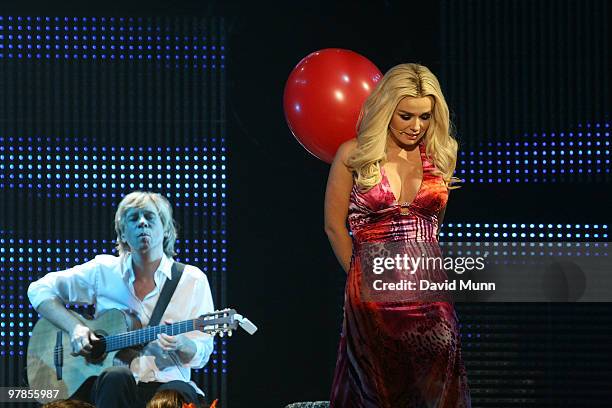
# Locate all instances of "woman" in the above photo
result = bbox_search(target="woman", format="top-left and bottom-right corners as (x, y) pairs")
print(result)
(325, 63), (471, 407)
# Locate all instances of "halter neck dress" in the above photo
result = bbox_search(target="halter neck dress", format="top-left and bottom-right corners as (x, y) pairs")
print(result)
(330, 142), (471, 408)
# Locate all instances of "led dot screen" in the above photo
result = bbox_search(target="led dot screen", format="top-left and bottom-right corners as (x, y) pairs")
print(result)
(456, 123), (611, 183)
(440, 223), (609, 241)
(0, 15), (225, 69)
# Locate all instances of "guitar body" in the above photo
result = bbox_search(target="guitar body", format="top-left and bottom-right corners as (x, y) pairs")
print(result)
(27, 309), (140, 403)
(26, 306), (241, 403)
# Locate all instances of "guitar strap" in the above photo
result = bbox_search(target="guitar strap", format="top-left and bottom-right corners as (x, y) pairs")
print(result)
(148, 261), (185, 327)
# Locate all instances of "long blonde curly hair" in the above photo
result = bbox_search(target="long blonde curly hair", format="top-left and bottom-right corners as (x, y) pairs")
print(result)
(346, 63), (460, 191)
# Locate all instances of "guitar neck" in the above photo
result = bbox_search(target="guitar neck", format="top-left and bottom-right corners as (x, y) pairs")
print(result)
(104, 319), (197, 352)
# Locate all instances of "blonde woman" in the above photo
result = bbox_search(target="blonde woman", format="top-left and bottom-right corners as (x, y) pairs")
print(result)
(325, 64), (471, 407)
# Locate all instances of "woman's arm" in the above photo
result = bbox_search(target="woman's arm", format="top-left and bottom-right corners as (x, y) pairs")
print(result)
(324, 140), (357, 273)
(437, 190), (449, 240)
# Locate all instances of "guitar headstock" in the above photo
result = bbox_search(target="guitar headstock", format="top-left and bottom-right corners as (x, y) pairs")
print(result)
(195, 308), (239, 337)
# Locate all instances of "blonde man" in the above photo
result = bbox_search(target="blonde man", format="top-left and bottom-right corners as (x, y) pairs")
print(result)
(28, 191), (214, 408)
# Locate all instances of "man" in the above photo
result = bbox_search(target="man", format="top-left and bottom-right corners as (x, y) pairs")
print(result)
(27, 191), (215, 408)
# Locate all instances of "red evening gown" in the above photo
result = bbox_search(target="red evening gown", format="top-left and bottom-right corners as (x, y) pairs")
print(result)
(330, 142), (471, 408)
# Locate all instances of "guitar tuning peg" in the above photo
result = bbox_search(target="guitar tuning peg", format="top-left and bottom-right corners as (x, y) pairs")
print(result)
(218, 331), (224, 338)
(227, 330), (233, 337)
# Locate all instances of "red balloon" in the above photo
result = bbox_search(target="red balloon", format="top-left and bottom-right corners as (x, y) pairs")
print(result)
(283, 49), (382, 163)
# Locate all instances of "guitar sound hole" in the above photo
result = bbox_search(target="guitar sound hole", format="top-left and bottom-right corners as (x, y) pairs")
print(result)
(86, 335), (107, 363)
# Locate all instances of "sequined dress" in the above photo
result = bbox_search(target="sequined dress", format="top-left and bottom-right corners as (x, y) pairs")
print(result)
(330, 143), (471, 408)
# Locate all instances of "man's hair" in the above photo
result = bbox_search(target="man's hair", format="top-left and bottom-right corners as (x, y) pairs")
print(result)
(114, 191), (178, 257)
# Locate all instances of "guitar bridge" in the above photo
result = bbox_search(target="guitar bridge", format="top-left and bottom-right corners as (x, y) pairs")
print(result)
(53, 331), (63, 380)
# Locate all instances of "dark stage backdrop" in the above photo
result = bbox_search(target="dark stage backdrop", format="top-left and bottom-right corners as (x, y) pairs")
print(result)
(0, 15), (228, 407)
(440, 2), (611, 406)
(0, 1), (610, 408)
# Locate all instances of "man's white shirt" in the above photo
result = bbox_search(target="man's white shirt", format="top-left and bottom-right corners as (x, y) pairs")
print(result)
(27, 253), (215, 395)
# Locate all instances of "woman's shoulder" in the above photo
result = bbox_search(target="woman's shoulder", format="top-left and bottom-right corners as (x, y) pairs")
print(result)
(338, 138), (358, 153)
(335, 138), (358, 163)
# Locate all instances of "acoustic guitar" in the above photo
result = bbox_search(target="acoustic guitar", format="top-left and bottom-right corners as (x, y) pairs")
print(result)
(26, 308), (250, 403)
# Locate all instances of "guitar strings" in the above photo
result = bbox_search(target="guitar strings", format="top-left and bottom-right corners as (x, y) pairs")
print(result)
(105, 321), (195, 349)
(99, 312), (230, 350)
(103, 317), (226, 349)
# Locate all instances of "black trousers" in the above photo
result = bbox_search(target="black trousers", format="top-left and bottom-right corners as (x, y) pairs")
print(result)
(74, 366), (202, 408)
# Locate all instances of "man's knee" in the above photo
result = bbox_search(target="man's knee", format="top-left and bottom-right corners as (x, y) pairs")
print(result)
(91, 366), (138, 408)
(97, 366), (134, 387)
